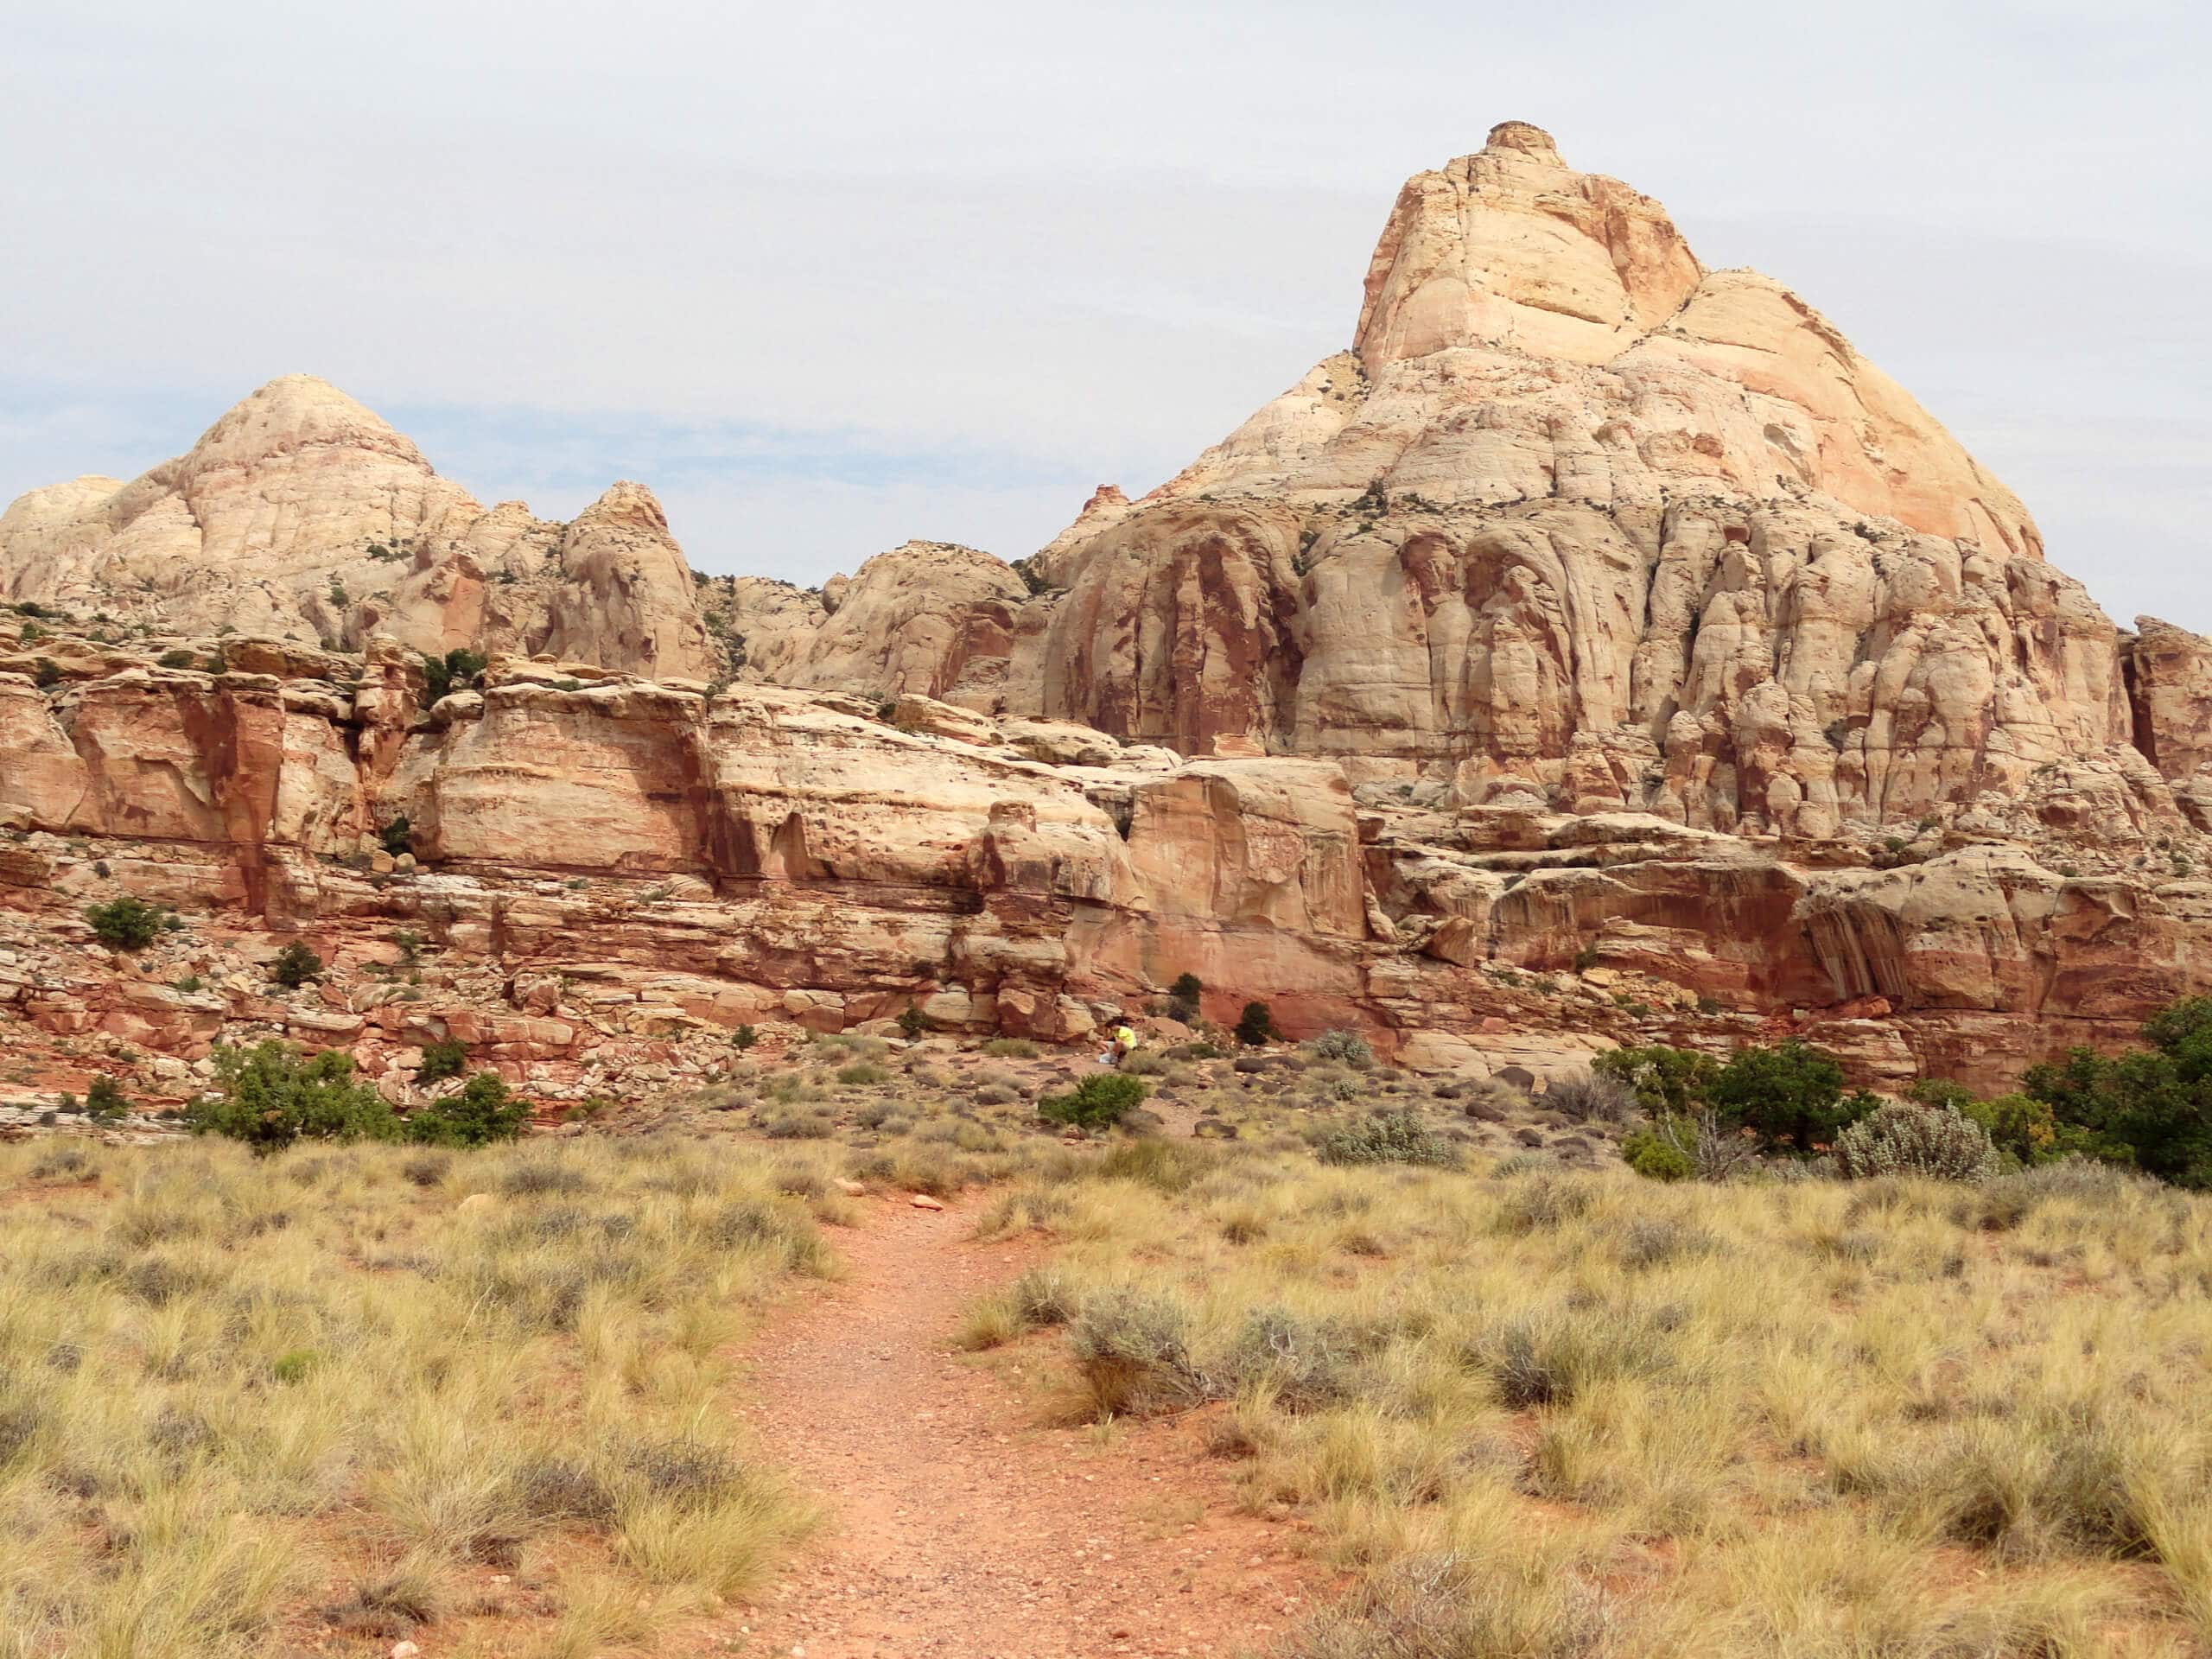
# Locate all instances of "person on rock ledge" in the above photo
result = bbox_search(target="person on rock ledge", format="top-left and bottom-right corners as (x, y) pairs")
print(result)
(1103, 1019), (1138, 1069)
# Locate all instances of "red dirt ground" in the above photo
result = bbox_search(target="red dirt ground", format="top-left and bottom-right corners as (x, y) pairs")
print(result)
(720, 1197), (1319, 1659)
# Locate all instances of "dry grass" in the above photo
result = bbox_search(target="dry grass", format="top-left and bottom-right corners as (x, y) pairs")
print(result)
(0, 1132), (836, 1656)
(972, 1150), (2212, 1656)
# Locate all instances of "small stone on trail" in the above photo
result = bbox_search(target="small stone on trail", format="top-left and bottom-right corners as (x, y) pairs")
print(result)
(391, 1643), (421, 1659)
(909, 1193), (944, 1211)
(836, 1178), (866, 1196)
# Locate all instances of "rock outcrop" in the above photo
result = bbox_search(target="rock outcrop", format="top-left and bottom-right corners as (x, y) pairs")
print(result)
(0, 377), (719, 681)
(1001, 123), (2139, 842)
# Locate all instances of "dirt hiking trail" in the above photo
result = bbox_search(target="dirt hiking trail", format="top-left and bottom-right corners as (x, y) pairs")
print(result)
(726, 1197), (1317, 1659)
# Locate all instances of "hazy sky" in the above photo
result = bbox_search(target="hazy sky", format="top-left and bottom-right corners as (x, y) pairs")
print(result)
(4, 1), (2206, 624)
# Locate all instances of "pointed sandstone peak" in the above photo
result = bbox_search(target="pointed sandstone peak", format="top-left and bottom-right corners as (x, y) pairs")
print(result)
(1482, 118), (1568, 165)
(169, 374), (430, 483)
(572, 479), (674, 537)
(1355, 125), (1703, 369)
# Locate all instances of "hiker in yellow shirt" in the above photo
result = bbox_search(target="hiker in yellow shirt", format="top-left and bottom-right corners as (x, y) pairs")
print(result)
(1111, 1021), (1138, 1068)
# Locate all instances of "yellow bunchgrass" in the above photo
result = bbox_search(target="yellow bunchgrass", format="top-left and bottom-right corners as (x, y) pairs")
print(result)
(972, 1147), (2212, 1656)
(0, 1131), (837, 1656)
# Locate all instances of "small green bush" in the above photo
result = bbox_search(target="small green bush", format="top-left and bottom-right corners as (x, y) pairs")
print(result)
(378, 816), (411, 857)
(183, 1041), (397, 1154)
(1037, 1072), (1148, 1133)
(270, 941), (324, 988)
(419, 647), (488, 705)
(156, 648), (196, 670)
(85, 895), (162, 951)
(84, 1076), (131, 1122)
(404, 1072), (530, 1147)
(1316, 1109), (1459, 1167)
(836, 1063), (889, 1087)
(731, 1024), (759, 1051)
(897, 1006), (927, 1039)
(34, 658), (63, 690)
(982, 1038), (1039, 1058)
(1235, 1000), (1280, 1046)
(414, 1039), (467, 1084)
(1620, 1122), (1695, 1182)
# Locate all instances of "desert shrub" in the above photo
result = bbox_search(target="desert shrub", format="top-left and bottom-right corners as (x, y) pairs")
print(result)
(419, 646), (488, 704)
(269, 941), (324, 988)
(1709, 1039), (1869, 1152)
(731, 1025), (758, 1051)
(84, 895), (162, 951)
(1235, 1000), (1281, 1046)
(1959, 1091), (2070, 1165)
(378, 815), (411, 856)
(1067, 1287), (1210, 1415)
(1217, 1306), (1352, 1412)
(896, 1006), (927, 1039)
(1307, 1029), (1375, 1070)
(415, 1038), (467, 1084)
(836, 1063), (888, 1087)
(156, 648), (196, 670)
(1620, 1123), (1694, 1182)
(982, 1038), (1038, 1058)
(1544, 1071), (1637, 1124)
(1834, 1103), (1999, 1182)
(2023, 996), (2212, 1185)
(1165, 971), (1205, 1022)
(1592, 1045), (1714, 1116)
(33, 658), (62, 689)
(406, 1073), (531, 1148)
(1619, 1110), (1757, 1183)
(759, 1108), (835, 1141)
(183, 1040), (398, 1154)
(401, 1151), (452, 1187)
(83, 1076), (130, 1122)
(1037, 1073), (1147, 1133)
(1317, 1109), (1459, 1167)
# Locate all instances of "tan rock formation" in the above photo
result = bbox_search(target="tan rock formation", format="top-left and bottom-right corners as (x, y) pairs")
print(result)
(1008, 122), (2116, 839)
(0, 377), (715, 680)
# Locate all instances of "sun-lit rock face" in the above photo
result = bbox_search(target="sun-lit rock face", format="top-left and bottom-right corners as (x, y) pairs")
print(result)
(1007, 122), (2099, 836)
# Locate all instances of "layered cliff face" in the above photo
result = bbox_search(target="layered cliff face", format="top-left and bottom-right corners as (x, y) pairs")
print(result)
(0, 377), (718, 681)
(5, 632), (2212, 1106)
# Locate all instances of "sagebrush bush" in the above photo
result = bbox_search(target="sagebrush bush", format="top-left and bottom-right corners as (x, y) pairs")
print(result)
(1308, 1029), (1375, 1070)
(1068, 1287), (1210, 1415)
(1544, 1071), (1637, 1124)
(1317, 1109), (1459, 1167)
(1834, 1103), (1999, 1182)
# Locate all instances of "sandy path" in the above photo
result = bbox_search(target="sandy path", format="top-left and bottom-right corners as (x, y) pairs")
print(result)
(723, 1198), (1315, 1659)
